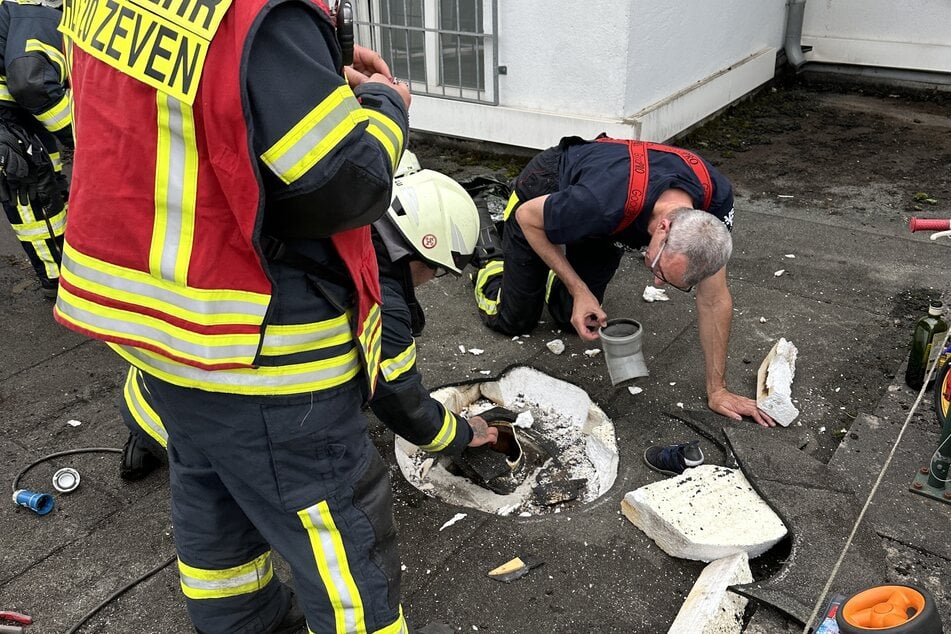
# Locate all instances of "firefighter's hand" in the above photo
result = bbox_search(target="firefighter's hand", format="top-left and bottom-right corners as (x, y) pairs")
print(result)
(362, 73), (411, 109)
(570, 288), (607, 341)
(350, 45), (392, 79)
(467, 415), (499, 448)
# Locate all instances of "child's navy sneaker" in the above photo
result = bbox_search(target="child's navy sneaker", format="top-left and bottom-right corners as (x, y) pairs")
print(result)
(643, 440), (704, 476)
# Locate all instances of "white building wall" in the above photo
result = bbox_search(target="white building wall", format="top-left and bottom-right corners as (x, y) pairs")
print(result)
(800, 0), (951, 73)
(408, 0), (951, 150)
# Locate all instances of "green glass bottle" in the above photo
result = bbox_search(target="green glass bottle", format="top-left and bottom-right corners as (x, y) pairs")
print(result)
(905, 300), (949, 391)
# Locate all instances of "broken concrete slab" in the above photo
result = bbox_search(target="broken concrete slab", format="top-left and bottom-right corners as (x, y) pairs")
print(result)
(724, 426), (888, 624)
(756, 338), (800, 427)
(668, 552), (752, 634)
(621, 465), (787, 562)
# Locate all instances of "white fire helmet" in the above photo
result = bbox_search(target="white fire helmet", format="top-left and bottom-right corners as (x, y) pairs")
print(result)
(387, 168), (479, 275)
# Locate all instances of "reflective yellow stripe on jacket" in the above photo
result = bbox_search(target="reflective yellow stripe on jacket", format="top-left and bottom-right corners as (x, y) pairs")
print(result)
(419, 406), (457, 453)
(358, 303), (383, 394)
(380, 341), (415, 382)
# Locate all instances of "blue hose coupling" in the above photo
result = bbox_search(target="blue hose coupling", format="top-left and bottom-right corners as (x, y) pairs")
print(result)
(12, 489), (54, 515)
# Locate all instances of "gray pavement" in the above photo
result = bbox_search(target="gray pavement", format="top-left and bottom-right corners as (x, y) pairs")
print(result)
(1, 81), (949, 633)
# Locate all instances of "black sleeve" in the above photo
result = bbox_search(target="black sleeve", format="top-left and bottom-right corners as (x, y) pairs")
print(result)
(370, 279), (472, 455)
(247, 2), (409, 239)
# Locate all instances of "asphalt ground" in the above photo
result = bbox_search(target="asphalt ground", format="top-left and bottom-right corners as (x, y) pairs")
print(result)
(0, 80), (948, 633)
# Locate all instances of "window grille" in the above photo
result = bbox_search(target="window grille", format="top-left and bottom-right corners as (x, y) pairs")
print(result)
(352, 0), (499, 105)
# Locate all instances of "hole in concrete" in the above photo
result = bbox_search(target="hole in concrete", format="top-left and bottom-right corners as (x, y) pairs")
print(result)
(395, 366), (618, 517)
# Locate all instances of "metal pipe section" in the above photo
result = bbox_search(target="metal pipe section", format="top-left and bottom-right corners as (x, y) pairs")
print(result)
(784, 0), (807, 70)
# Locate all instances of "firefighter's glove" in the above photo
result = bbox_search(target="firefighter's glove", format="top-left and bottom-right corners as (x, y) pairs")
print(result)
(0, 126), (33, 205)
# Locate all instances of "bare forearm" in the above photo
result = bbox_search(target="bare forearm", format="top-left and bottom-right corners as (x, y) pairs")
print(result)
(696, 270), (732, 396)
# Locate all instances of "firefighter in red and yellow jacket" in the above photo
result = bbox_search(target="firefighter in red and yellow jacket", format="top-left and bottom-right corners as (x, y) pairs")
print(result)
(56, 0), (412, 628)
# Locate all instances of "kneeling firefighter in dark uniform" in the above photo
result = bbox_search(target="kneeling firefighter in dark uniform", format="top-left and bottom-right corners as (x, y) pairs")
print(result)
(0, 0), (72, 298)
(471, 135), (776, 427)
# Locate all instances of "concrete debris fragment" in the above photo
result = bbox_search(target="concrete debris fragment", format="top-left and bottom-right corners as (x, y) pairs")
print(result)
(784, 254), (796, 258)
(546, 339), (565, 355)
(628, 386), (643, 395)
(668, 552), (752, 634)
(66, 419), (82, 427)
(759, 317), (767, 323)
(584, 349), (601, 357)
(642, 286), (670, 302)
(418, 457), (434, 480)
(621, 465), (786, 561)
(514, 411), (534, 428)
(773, 269), (785, 277)
(439, 512), (467, 531)
(676, 402), (684, 409)
(468, 348), (484, 355)
(479, 370), (492, 375)
(756, 338), (800, 427)
(532, 478), (587, 506)
(458, 345), (466, 353)
(487, 556), (544, 583)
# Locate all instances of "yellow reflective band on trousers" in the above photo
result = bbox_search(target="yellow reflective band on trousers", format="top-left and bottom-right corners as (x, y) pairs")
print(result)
(502, 191), (519, 221)
(544, 270), (557, 303)
(260, 314), (353, 356)
(0, 77), (12, 102)
(13, 201), (60, 279)
(26, 39), (68, 82)
(420, 406), (457, 452)
(358, 304), (383, 394)
(49, 152), (63, 172)
(151, 94), (198, 284)
(298, 501), (367, 634)
(35, 91), (72, 133)
(178, 551), (274, 600)
(124, 366), (168, 448)
(307, 606), (408, 634)
(111, 343), (362, 396)
(364, 109), (403, 171)
(261, 85), (368, 185)
(10, 206), (67, 241)
(474, 261), (504, 316)
(380, 341), (415, 382)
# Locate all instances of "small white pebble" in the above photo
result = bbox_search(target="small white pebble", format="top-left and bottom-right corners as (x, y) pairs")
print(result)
(67, 419), (82, 427)
(887, 385), (900, 392)
(835, 387), (840, 392)
(458, 345), (466, 353)
(819, 426), (826, 433)
(584, 349), (601, 357)
(511, 336), (519, 341)
(628, 386), (643, 395)
(401, 564), (407, 571)
(514, 411), (534, 428)
(642, 286), (670, 302)
(669, 382), (676, 386)
(676, 402), (684, 409)
(468, 348), (484, 355)
(784, 254), (796, 258)
(774, 269), (785, 277)
(546, 339), (565, 355)
(479, 370), (491, 375)
(760, 317), (767, 323)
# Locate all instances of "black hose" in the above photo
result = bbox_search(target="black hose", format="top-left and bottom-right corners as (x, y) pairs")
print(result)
(11, 447), (121, 492)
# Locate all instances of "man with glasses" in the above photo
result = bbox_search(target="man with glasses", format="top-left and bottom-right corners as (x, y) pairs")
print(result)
(472, 135), (775, 427)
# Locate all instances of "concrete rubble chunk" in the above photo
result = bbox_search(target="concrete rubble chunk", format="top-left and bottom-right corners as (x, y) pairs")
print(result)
(668, 552), (752, 634)
(756, 338), (799, 427)
(621, 465), (787, 562)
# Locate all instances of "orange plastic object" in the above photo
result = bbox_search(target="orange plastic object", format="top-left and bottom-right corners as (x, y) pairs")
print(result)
(841, 585), (926, 629)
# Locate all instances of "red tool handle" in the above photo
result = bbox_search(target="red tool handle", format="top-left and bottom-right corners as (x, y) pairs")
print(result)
(0, 612), (31, 625)
(909, 217), (951, 232)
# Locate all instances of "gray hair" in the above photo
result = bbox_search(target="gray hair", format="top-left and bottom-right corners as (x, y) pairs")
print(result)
(665, 207), (732, 286)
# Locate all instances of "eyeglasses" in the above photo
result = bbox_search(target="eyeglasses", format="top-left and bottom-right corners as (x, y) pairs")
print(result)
(649, 240), (694, 293)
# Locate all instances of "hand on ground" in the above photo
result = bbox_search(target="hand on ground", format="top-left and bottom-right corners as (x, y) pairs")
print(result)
(708, 388), (776, 427)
